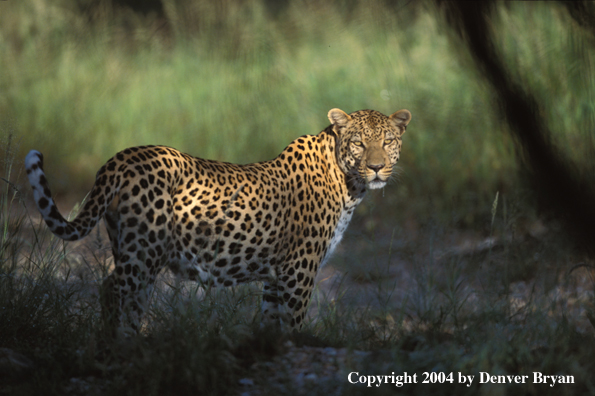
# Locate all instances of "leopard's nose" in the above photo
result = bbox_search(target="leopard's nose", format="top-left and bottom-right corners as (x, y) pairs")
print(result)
(367, 164), (384, 173)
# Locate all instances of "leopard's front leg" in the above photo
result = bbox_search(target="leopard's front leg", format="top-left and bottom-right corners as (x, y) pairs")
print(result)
(261, 259), (318, 331)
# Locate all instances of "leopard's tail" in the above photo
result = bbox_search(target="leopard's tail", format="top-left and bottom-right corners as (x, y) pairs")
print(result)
(25, 150), (116, 241)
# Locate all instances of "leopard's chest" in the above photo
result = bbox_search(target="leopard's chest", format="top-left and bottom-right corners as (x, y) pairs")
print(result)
(320, 197), (363, 267)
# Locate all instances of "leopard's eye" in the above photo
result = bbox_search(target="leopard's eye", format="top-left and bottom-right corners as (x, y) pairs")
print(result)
(384, 138), (394, 145)
(352, 141), (363, 147)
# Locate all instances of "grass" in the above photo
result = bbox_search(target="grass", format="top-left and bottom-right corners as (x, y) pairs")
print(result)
(1, 3), (592, 208)
(5, 159), (595, 395)
(2, 0), (595, 395)
(2, 2), (592, 219)
(3, 133), (595, 395)
(1, 0), (517, 210)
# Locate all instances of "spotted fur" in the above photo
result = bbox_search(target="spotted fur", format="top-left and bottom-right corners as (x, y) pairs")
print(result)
(25, 108), (411, 336)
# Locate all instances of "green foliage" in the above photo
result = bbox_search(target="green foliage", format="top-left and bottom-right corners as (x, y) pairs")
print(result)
(3, 2), (592, 217)
(0, 0), (508, 202)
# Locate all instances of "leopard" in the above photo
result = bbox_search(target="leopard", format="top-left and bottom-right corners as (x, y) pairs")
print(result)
(25, 108), (411, 337)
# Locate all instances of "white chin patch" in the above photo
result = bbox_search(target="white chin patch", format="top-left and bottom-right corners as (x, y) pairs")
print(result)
(368, 180), (386, 190)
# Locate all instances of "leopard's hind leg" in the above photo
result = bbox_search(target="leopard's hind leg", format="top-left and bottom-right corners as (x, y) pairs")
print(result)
(101, 190), (174, 337)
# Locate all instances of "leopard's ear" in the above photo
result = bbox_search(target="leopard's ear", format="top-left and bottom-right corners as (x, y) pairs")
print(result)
(389, 109), (411, 134)
(328, 108), (351, 129)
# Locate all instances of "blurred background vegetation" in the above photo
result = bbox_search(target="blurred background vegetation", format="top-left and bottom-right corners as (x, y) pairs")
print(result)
(3, 0), (592, 226)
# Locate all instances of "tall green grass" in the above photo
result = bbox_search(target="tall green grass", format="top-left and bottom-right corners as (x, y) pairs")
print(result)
(0, 2), (487, 198)
(3, 2), (593, 219)
(3, 2), (593, 215)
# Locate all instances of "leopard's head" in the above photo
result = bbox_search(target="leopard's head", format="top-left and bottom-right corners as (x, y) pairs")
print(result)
(329, 108), (411, 189)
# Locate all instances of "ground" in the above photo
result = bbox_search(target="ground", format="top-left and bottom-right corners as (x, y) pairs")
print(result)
(2, 195), (594, 395)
